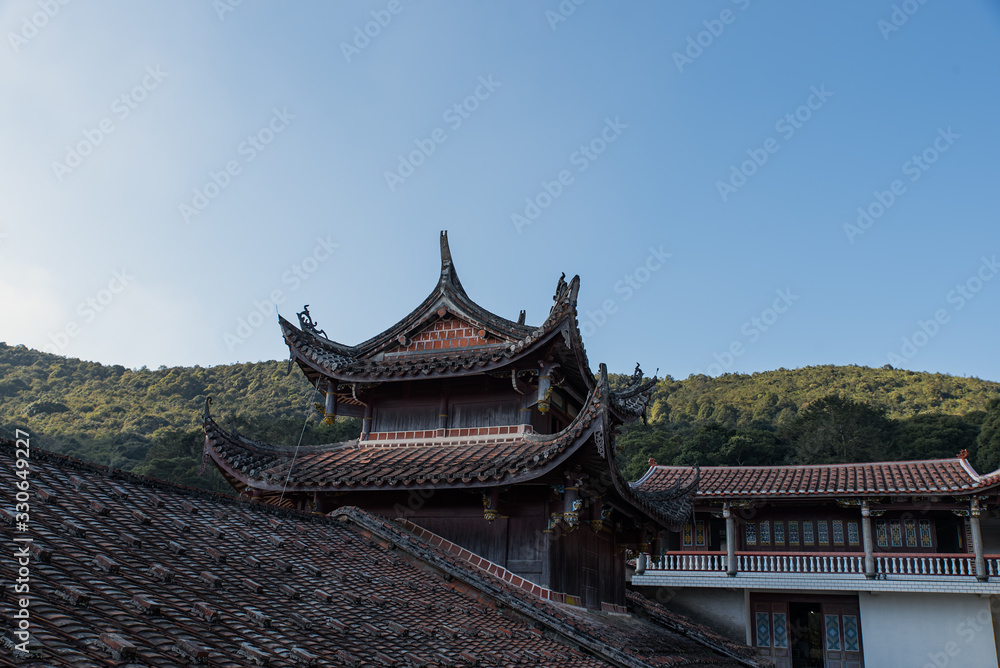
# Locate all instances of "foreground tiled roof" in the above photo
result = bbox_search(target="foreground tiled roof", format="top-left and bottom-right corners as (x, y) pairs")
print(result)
(633, 458), (1000, 499)
(1, 442), (755, 667)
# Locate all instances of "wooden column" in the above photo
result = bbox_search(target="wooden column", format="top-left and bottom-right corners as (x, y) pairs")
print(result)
(635, 524), (648, 576)
(861, 499), (875, 579)
(970, 498), (987, 582)
(724, 502), (737, 577)
(361, 402), (373, 439)
(323, 381), (337, 425)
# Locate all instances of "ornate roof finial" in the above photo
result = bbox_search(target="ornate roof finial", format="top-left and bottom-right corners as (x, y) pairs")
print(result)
(648, 457), (657, 467)
(958, 449), (969, 460)
(297, 305), (327, 338)
(438, 230), (465, 291)
(517, 310), (526, 325)
(440, 230), (453, 268)
(553, 273), (568, 302)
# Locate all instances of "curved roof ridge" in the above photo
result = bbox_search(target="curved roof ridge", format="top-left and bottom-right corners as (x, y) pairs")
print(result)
(641, 457), (971, 472)
(284, 231), (539, 359)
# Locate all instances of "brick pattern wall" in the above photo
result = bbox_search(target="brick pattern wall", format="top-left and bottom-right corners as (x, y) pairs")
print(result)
(394, 317), (500, 353)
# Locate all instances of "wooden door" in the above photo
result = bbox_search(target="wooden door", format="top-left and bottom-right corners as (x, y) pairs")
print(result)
(752, 601), (791, 668)
(821, 603), (863, 668)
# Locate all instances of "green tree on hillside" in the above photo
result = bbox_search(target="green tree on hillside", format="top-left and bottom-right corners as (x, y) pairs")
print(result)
(782, 395), (894, 464)
(893, 413), (981, 462)
(974, 399), (1000, 472)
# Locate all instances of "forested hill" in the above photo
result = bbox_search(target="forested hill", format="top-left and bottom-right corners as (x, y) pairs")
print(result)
(2, 343), (999, 491)
(613, 365), (1000, 482)
(642, 365), (998, 427)
(0, 343), (360, 491)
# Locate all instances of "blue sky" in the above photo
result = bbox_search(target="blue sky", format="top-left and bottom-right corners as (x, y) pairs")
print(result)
(1, 1), (998, 383)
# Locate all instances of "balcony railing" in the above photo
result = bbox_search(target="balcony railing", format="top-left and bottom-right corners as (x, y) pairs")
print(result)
(643, 551), (1000, 578)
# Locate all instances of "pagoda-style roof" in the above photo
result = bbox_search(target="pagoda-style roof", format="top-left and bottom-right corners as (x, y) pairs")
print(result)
(279, 231), (594, 391)
(632, 457), (1000, 501)
(203, 366), (696, 530)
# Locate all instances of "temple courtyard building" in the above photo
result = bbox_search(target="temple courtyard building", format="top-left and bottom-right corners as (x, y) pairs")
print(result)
(630, 457), (1000, 668)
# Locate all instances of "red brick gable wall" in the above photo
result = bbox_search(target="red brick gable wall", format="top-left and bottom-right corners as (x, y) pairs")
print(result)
(393, 317), (501, 353)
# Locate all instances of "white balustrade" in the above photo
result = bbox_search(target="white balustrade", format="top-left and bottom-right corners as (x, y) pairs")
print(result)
(643, 551), (990, 579)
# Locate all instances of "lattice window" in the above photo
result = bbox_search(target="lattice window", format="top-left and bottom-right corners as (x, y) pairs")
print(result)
(756, 612), (771, 648)
(803, 521), (814, 545)
(773, 521), (785, 545)
(825, 614), (841, 651)
(876, 520), (888, 547)
(695, 520), (706, 547)
(773, 613), (788, 649)
(843, 615), (860, 652)
(760, 520), (771, 546)
(817, 521), (829, 546)
(745, 521), (757, 546)
(788, 521), (799, 545)
(919, 519), (932, 548)
(905, 519), (917, 548)
(832, 520), (844, 545)
(891, 520), (902, 547)
(683, 523), (693, 547)
(847, 521), (860, 546)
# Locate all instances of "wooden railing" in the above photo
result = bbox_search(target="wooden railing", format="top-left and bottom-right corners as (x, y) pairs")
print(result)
(643, 551), (1000, 578)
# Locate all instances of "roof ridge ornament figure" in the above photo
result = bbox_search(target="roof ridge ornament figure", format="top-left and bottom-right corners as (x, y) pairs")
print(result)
(553, 272), (568, 303)
(297, 305), (327, 338)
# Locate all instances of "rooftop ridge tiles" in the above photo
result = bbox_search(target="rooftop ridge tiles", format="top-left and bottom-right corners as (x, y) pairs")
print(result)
(635, 457), (1000, 498)
(644, 457), (974, 472)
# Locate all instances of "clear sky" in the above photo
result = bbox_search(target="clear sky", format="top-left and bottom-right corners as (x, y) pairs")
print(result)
(1, 1), (998, 382)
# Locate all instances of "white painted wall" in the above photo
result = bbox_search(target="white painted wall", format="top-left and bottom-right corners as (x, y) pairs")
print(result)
(858, 592), (997, 668)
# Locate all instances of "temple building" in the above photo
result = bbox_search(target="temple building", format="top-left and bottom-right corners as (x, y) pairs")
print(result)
(630, 457), (1000, 668)
(203, 231), (697, 611)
